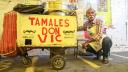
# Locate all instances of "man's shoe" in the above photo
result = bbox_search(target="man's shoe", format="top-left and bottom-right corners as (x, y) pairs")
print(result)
(102, 58), (109, 64)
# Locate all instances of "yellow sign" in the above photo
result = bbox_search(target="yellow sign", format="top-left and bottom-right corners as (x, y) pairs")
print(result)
(17, 13), (77, 47)
(97, 0), (111, 26)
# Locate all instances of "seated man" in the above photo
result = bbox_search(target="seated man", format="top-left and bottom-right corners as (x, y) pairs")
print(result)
(82, 8), (112, 64)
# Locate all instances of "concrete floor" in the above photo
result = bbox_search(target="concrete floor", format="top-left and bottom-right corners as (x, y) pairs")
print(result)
(0, 49), (128, 72)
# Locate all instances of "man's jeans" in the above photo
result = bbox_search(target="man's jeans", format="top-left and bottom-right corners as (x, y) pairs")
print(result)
(86, 36), (112, 58)
(102, 36), (112, 58)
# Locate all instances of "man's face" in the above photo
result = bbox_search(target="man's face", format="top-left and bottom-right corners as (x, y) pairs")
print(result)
(86, 8), (96, 21)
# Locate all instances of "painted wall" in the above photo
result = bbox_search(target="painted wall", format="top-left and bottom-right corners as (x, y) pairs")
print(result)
(111, 0), (128, 44)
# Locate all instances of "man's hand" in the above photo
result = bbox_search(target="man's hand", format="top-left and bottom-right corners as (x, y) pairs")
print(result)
(96, 19), (102, 25)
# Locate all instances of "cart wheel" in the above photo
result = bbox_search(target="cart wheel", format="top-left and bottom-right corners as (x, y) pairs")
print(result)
(51, 55), (65, 70)
(22, 57), (32, 65)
